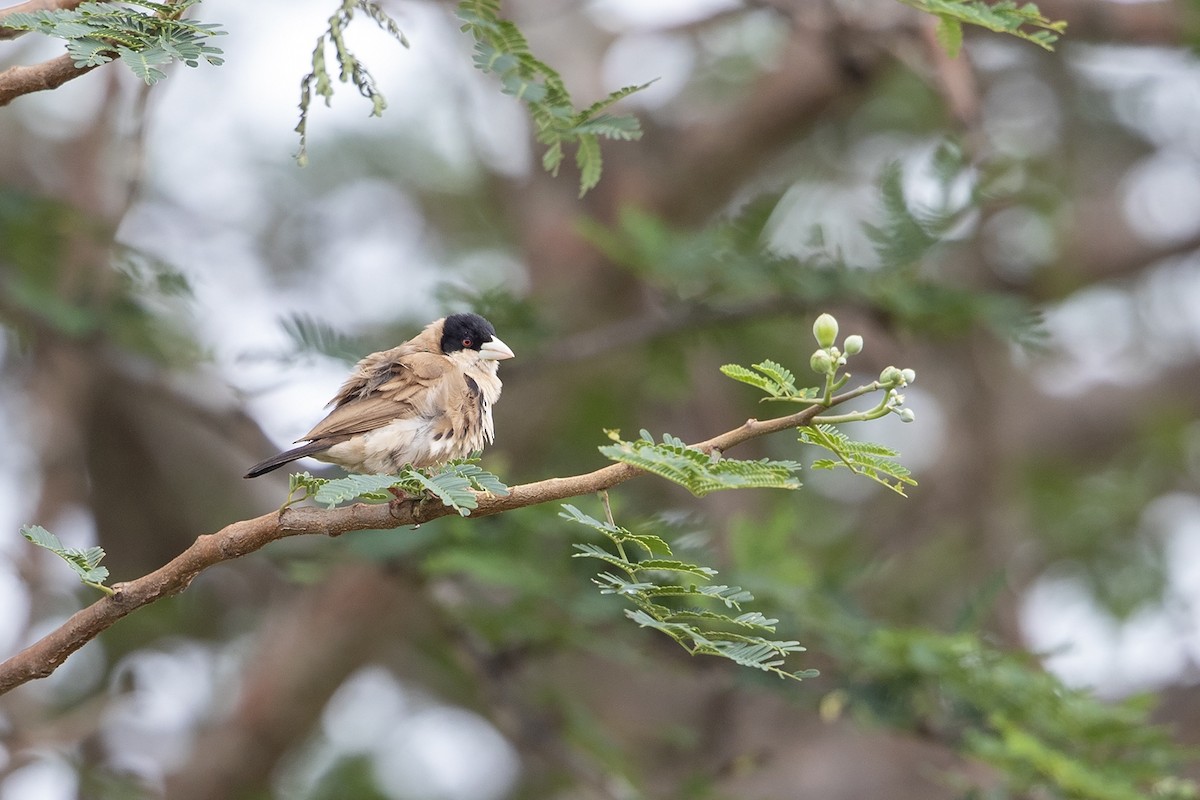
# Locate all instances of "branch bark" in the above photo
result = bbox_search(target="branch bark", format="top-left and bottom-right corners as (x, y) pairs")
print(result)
(0, 390), (844, 695)
(0, 53), (98, 106)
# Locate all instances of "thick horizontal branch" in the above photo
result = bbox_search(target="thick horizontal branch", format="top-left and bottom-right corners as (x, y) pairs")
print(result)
(0, 386), (842, 695)
(0, 52), (97, 106)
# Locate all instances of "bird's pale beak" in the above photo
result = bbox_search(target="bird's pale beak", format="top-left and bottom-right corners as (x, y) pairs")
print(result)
(480, 336), (515, 360)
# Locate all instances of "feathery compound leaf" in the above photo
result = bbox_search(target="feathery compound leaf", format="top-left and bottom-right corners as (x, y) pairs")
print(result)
(308, 462), (496, 514)
(558, 504), (670, 556)
(455, 1), (647, 196)
(593, 572), (658, 596)
(283, 471), (329, 509)
(404, 469), (478, 516)
(442, 462), (510, 496)
(295, 1), (408, 166)
(752, 359), (798, 394)
(642, 583), (756, 607)
(721, 360), (820, 402)
(570, 112), (643, 141)
(22, 525), (112, 595)
(599, 431), (802, 496)
(563, 502), (816, 681)
(314, 474), (404, 507)
(626, 610), (813, 680)
(65, 37), (115, 67)
(863, 161), (939, 269)
(280, 313), (363, 363)
(560, 503), (622, 536)
(706, 640), (794, 671)
(2, 1), (224, 82)
(572, 542), (638, 573)
(719, 363), (776, 393)
(636, 560), (718, 579)
(898, 0), (1066, 51)
(800, 424), (917, 496)
(667, 609), (779, 631)
(574, 134), (603, 198)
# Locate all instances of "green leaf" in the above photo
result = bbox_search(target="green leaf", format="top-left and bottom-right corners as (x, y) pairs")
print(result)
(898, 0), (1066, 51)
(280, 313), (364, 363)
(705, 639), (794, 671)
(560, 503), (623, 536)
(593, 572), (658, 596)
(635, 559), (718, 579)
(22, 525), (112, 595)
(405, 469), (477, 516)
(599, 431), (803, 496)
(570, 113), (642, 141)
(720, 363), (776, 393)
(935, 14), (964, 57)
(558, 504), (669, 556)
(455, 0), (648, 196)
(721, 360), (820, 402)
(283, 471), (329, 509)
(564, 501), (814, 681)
(295, 1), (407, 164)
(117, 45), (168, 84)
(443, 462), (510, 496)
(1, 1), (225, 84)
(572, 542), (638, 573)
(575, 134), (602, 198)
(642, 583), (755, 607)
(541, 140), (564, 175)
(314, 474), (402, 508)
(863, 161), (939, 269)
(575, 81), (654, 121)
(800, 424), (917, 496)
(666, 609), (779, 631)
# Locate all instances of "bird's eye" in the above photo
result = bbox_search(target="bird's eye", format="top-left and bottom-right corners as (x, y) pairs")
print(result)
(462, 338), (473, 348)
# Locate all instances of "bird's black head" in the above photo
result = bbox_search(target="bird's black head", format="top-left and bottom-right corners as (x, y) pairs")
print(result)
(440, 313), (498, 354)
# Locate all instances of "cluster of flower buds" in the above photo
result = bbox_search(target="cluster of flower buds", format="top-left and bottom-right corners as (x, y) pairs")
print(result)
(879, 366), (916, 422)
(809, 313), (862, 376)
(809, 312), (917, 423)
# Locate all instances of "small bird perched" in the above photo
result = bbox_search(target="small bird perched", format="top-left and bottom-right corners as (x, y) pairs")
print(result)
(244, 313), (514, 478)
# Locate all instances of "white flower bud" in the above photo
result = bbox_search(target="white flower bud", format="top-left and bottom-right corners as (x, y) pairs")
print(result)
(813, 313), (839, 348)
(898, 408), (915, 423)
(880, 366), (902, 386)
(843, 335), (863, 356)
(901, 368), (916, 384)
(810, 349), (834, 375)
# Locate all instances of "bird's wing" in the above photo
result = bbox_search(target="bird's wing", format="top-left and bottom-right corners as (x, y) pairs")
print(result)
(300, 351), (456, 441)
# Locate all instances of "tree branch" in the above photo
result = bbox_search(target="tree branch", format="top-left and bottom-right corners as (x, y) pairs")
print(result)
(0, 52), (98, 106)
(0, 383), (848, 695)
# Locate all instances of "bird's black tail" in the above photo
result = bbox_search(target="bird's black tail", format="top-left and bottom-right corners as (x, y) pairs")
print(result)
(243, 441), (329, 478)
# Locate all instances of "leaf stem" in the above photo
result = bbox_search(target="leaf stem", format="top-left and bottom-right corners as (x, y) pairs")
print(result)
(84, 581), (115, 597)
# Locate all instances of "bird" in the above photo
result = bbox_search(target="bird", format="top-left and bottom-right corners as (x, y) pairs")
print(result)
(244, 313), (514, 478)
